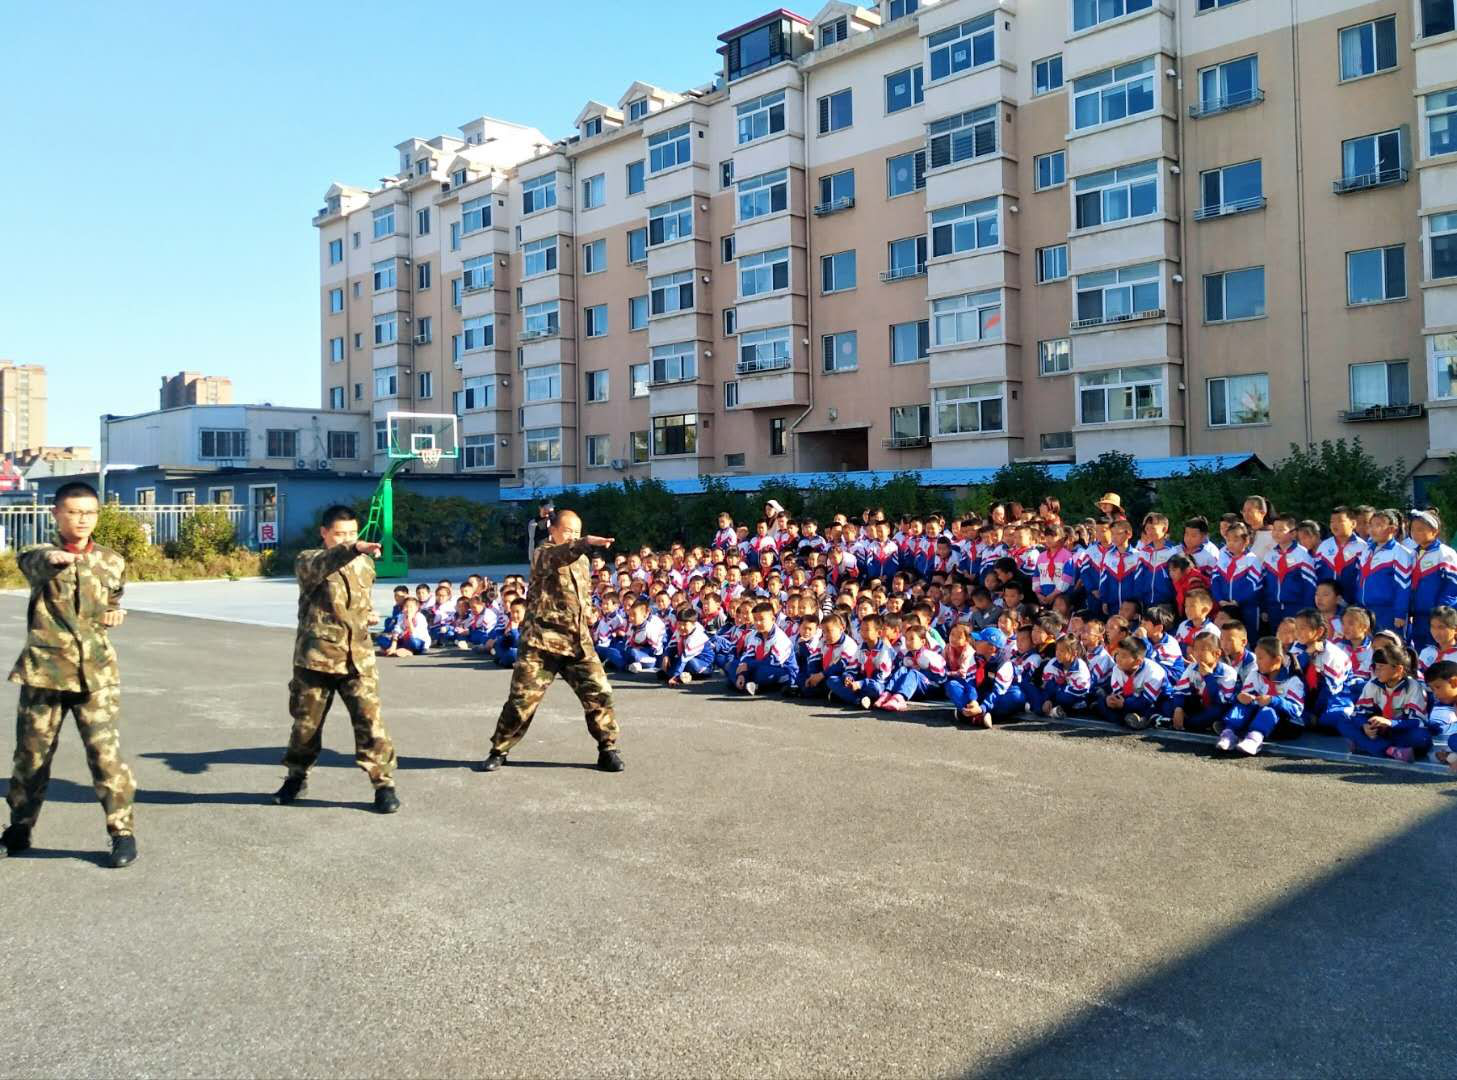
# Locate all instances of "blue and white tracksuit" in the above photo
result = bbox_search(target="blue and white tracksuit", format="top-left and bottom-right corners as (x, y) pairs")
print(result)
(1224, 665), (1305, 740)
(665, 624), (713, 680)
(1032, 658), (1093, 714)
(886, 645), (948, 701)
(1262, 543), (1318, 628)
(1290, 640), (1357, 732)
(1408, 541), (1457, 651)
(1099, 545), (1144, 617)
(736, 626), (798, 690)
(1356, 539), (1413, 634)
(1340, 676), (1432, 757)
(1095, 659), (1168, 725)
(1315, 535), (1368, 602)
(1162, 660), (1239, 731)
(1213, 550), (1265, 636)
(828, 639), (896, 706)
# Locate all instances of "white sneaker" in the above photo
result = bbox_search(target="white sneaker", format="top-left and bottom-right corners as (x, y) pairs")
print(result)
(679, 672), (693, 685)
(1236, 732), (1264, 756)
(627, 662), (644, 674)
(456, 641), (471, 651)
(1215, 729), (1236, 752)
(744, 681), (758, 696)
(1050, 706), (1066, 719)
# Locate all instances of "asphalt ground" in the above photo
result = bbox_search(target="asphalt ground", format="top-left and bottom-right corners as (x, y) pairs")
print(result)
(1, 597), (1453, 1079)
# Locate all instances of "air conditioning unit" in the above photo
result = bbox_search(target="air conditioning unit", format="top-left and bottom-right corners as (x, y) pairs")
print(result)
(413, 333), (431, 345)
(317, 459), (331, 470)
(610, 458), (627, 471)
(295, 458), (308, 469)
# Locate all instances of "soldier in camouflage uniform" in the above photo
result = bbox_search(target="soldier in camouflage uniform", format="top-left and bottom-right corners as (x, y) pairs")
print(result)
(2, 482), (137, 869)
(476, 509), (623, 773)
(274, 504), (400, 813)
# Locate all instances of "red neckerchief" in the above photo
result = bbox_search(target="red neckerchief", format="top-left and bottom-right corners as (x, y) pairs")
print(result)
(62, 540), (94, 554)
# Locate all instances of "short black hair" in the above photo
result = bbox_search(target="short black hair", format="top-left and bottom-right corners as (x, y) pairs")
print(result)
(1427, 660), (1457, 684)
(54, 481), (99, 505)
(321, 504), (358, 528)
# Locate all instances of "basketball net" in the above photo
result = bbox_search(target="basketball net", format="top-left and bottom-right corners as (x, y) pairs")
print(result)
(418, 448), (443, 469)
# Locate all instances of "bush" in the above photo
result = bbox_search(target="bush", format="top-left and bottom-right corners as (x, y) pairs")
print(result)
(1262, 439), (1405, 520)
(91, 506), (149, 562)
(172, 507), (237, 561)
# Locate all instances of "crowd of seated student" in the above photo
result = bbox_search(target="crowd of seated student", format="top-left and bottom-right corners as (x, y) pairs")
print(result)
(374, 574), (529, 667)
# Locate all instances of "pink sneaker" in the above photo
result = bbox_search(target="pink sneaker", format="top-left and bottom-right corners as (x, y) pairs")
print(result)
(1236, 731), (1265, 756)
(882, 694), (909, 712)
(1215, 729), (1236, 752)
(1385, 746), (1416, 764)
(874, 692), (893, 709)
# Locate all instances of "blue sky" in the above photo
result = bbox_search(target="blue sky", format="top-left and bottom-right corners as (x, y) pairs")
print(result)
(2, 0), (836, 448)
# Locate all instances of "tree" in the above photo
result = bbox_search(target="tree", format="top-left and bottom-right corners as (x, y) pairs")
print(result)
(1263, 439), (1405, 520)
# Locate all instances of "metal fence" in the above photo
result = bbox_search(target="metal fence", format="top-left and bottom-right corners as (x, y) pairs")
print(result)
(0, 503), (261, 553)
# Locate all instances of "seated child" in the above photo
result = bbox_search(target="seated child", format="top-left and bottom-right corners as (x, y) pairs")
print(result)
(662, 606), (713, 685)
(1314, 580), (1345, 641)
(734, 601), (798, 695)
(377, 596), (430, 657)
(878, 622), (947, 711)
(1425, 660), (1457, 773)
(1217, 635), (1304, 755)
(805, 614), (858, 699)
(1141, 605), (1184, 678)
(1418, 605), (1457, 676)
(492, 598), (526, 667)
(1164, 632), (1237, 732)
(1094, 636), (1167, 730)
(828, 615), (896, 709)
(622, 598), (667, 673)
(464, 595), (498, 651)
(1175, 588), (1217, 649)
(786, 614), (824, 697)
(1338, 606), (1374, 681)
(1032, 633), (1094, 718)
(1338, 643), (1432, 763)
(956, 627), (1024, 728)
(1288, 607), (1356, 732)
(941, 623), (979, 715)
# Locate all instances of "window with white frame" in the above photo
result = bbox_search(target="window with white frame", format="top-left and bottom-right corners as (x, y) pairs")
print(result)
(822, 331), (858, 372)
(450, 222), (460, 251)
(928, 106), (996, 168)
(417, 316), (431, 344)
(462, 196), (491, 234)
(328, 387), (344, 410)
(373, 421), (388, 453)
(1197, 0), (1243, 9)
(891, 404), (931, 441)
(888, 0), (919, 18)
(1073, 58), (1155, 130)
(452, 334), (463, 362)
(352, 281), (361, 299)
(524, 300), (560, 337)
(582, 173), (605, 209)
(1204, 267), (1266, 322)
(372, 205), (395, 238)
(1034, 150), (1066, 190)
(626, 159), (645, 195)
(417, 261), (431, 290)
(354, 332), (362, 350)
(648, 124), (691, 173)
(933, 290), (1002, 346)
(820, 16), (847, 46)
(584, 304), (609, 338)
(372, 259), (395, 291)
(818, 89), (853, 134)
(329, 288), (343, 313)
(451, 277), (463, 307)
(1423, 0), (1455, 35)
(818, 169), (855, 209)
(200, 429), (248, 459)
(628, 227), (648, 264)
(266, 428), (295, 460)
(652, 414), (697, 457)
(464, 315), (494, 351)
(630, 363), (649, 398)
(521, 173), (556, 214)
(1041, 431), (1075, 452)
(1198, 159), (1263, 216)
(463, 434), (496, 470)
(887, 149), (927, 196)
(327, 431), (359, 459)
(931, 197), (998, 257)
(1339, 16), (1396, 80)
(1341, 129), (1404, 187)
(650, 341), (696, 384)
(328, 238), (343, 264)
(738, 169), (788, 222)
(462, 376), (495, 411)
(648, 198), (693, 245)
(1074, 263), (1161, 324)
(373, 313), (397, 345)
(736, 91), (786, 144)
(1208, 373), (1270, 427)
(724, 382), (740, 409)
(373, 366), (399, 398)
(1034, 55), (1063, 95)
(1346, 245), (1406, 304)
(582, 238), (606, 274)
(1078, 366), (1163, 423)
(740, 247), (790, 297)
(887, 235), (928, 279)
(721, 160), (735, 187)
(628, 98), (649, 122)
(1349, 360), (1409, 409)
(1039, 338), (1071, 375)
(738, 326), (792, 374)
(525, 364), (562, 401)
(630, 430), (649, 462)
(1196, 55), (1260, 114)
(886, 66), (925, 113)
(330, 337), (344, 362)
(1428, 91), (1457, 158)
(463, 255), (494, 292)
(722, 234), (736, 263)
(929, 13), (995, 81)
(1073, 159), (1158, 228)
(650, 271), (694, 315)
(1073, 0), (1152, 31)
(891, 320), (930, 365)
(933, 382), (1003, 435)
(585, 435), (610, 467)
(1431, 333), (1457, 399)
(723, 307), (737, 335)
(629, 295), (649, 331)
(585, 370), (609, 402)
(1429, 213), (1457, 280)
(525, 427), (562, 465)
(1037, 244), (1069, 283)
(523, 237), (558, 278)
(452, 168), (468, 188)
(821, 250), (857, 293)
(418, 371), (433, 399)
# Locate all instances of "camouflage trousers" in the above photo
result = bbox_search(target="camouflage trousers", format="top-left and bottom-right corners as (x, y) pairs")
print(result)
(8, 684), (135, 837)
(285, 667), (397, 789)
(491, 645), (618, 755)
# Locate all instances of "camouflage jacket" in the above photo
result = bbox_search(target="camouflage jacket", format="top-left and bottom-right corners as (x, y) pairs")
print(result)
(9, 542), (126, 692)
(293, 545), (378, 676)
(523, 538), (596, 656)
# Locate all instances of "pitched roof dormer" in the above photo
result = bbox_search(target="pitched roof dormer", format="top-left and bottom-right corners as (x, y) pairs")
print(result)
(616, 82), (681, 123)
(574, 101), (623, 140)
(810, 1), (879, 49)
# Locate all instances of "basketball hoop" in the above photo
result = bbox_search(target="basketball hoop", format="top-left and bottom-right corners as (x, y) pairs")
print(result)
(418, 448), (443, 469)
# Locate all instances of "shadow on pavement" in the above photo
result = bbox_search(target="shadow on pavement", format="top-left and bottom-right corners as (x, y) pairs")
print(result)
(3, 777), (370, 811)
(496, 760), (601, 771)
(8, 846), (111, 867)
(139, 746), (471, 774)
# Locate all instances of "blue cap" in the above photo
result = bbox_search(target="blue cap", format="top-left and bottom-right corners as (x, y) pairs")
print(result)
(973, 627), (1007, 649)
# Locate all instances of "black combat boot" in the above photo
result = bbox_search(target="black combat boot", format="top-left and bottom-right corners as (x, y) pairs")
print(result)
(0, 824), (32, 857)
(474, 750), (508, 773)
(597, 749), (625, 772)
(109, 834), (138, 869)
(373, 787), (400, 814)
(272, 774), (308, 805)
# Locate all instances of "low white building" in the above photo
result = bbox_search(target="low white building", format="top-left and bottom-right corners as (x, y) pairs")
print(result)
(101, 404), (374, 474)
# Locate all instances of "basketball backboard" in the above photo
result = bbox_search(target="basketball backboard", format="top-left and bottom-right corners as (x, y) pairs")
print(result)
(386, 411), (460, 464)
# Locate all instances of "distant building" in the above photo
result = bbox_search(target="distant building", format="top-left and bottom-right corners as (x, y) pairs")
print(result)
(0, 361), (46, 454)
(160, 371), (234, 409)
(102, 404), (373, 475)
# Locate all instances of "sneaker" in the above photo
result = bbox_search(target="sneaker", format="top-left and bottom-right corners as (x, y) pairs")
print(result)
(1049, 706), (1067, 719)
(679, 672), (693, 685)
(882, 694), (909, 712)
(272, 774), (308, 805)
(373, 787), (400, 814)
(473, 750), (508, 773)
(874, 692), (892, 709)
(1236, 732), (1265, 756)
(456, 641), (472, 651)
(627, 662), (645, 674)
(858, 696), (873, 710)
(108, 834), (138, 869)
(0, 824), (32, 857)
(1123, 712), (1153, 731)
(1385, 746), (1416, 764)
(1215, 729), (1236, 753)
(597, 749), (625, 772)
(744, 681), (758, 696)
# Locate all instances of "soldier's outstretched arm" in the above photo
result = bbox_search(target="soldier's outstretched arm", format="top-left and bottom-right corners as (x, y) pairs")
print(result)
(296, 543), (365, 590)
(534, 538), (597, 571)
(17, 544), (67, 585)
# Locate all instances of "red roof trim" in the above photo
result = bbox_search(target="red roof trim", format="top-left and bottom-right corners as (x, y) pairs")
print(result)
(717, 8), (811, 43)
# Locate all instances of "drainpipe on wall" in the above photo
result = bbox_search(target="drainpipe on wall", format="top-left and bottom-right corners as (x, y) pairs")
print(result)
(1173, 0), (1192, 456)
(1289, 0), (1314, 447)
(570, 154), (582, 485)
(788, 65), (816, 470)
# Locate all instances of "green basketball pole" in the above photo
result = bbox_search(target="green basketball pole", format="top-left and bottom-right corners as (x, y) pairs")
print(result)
(360, 456), (412, 579)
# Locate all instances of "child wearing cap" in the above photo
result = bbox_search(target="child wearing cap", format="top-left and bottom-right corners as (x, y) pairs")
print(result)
(954, 627), (1024, 727)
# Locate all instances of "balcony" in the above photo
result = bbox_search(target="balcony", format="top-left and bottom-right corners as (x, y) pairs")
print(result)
(882, 435), (930, 450)
(1189, 88), (1265, 119)
(1070, 308), (1165, 331)
(1340, 402), (1424, 422)
(462, 277), (494, 295)
(1191, 195), (1267, 221)
(519, 326), (560, 342)
(813, 196), (855, 216)
(736, 354), (792, 376)
(880, 263), (927, 283)
(1332, 168), (1408, 194)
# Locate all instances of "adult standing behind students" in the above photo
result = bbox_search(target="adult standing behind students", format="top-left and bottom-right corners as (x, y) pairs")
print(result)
(1243, 495), (1277, 563)
(526, 500), (554, 563)
(476, 509), (623, 773)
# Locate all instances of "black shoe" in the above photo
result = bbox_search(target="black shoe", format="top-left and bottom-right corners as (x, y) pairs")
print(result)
(109, 834), (138, 869)
(0, 825), (32, 857)
(474, 751), (507, 773)
(272, 774), (308, 805)
(1123, 712), (1155, 731)
(597, 749), (625, 772)
(373, 787), (400, 814)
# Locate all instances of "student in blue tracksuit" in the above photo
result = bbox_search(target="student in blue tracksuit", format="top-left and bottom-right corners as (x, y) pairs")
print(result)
(1217, 636), (1304, 756)
(1262, 514), (1318, 629)
(1355, 509), (1412, 634)
(1163, 632), (1238, 732)
(734, 601), (799, 695)
(1032, 634), (1094, 718)
(1213, 522), (1265, 637)
(1406, 509), (1457, 652)
(1315, 506), (1368, 602)
(662, 607), (714, 685)
(1424, 660), (1457, 772)
(955, 627), (1025, 727)
(806, 614), (859, 700)
(1095, 635), (1167, 730)
(828, 614), (895, 708)
(1136, 513), (1178, 610)
(1288, 608), (1358, 733)
(1339, 644), (1432, 762)
(1099, 519), (1144, 619)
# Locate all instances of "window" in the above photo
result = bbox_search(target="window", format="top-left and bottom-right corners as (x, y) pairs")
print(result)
(372, 258), (396, 291)
(586, 370), (609, 402)
(1429, 91), (1457, 158)
(721, 161), (735, 188)
(628, 98), (649, 122)
(452, 334), (463, 363)
(1037, 244), (1069, 284)
(738, 169), (789, 222)
(373, 366), (399, 398)
(583, 117), (602, 138)
(525, 427), (562, 465)
(525, 364), (562, 402)
(1208, 374), (1271, 427)
(1349, 360), (1409, 409)
(886, 66), (925, 113)
(451, 277), (463, 307)
(890, 405), (931, 441)
(584, 304), (608, 338)
(463, 315), (494, 351)
(1424, 0), (1456, 35)
(266, 429), (297, 459)
(817, 169), (854, 211)
(630, 430), (649, 463)
(822, 331), (859, 373)
(818, 89), (853, 134)
(627, 227), (648, 265)
(330, 337), (344, 362)
(352, 232), (360, 248)
(736, 91), (786, 145)
(328, 238), (343, 264)
(934, 383), (1004, 435)
(417, 261), (431, 290)
(416, 208), (431, 236)
(722, 235), (736, 263)
(329, 288), (344, 313)
(521, 173), (557, 214)
(463, 255), (494, 292)
(929, 13), (995, 80)
(928, 106), (997, 168)
(1431, 334), (1457, 399)
(1034, 150), (1066, 190)
(585, 435), (610, 467)
(1339, 17), (1397, 80)
(450, 222), (461, 251)
(1073, 58), (1155, 130)
(891, 320), (931, 364)
(1073, 159), (1158, 228)
(328, 431), (359, 460)
(1431, 213), (1457, 279)
(418, 371), (433, 399)
(652, 414), (697, 457)
(200, 430), (247, 459)
(1039, 338), (1071, 375)
(821, 250), (857, 292)
(416, 316), (431, 343)
(354, 333), (362, 350)
(1204, 267), (1266, 322)
(461, 196), (491, 235)
(1196, 56), (1260, 115)
(582, 238), (606, 274)
(886, 235), (928, 279)
(723, 307), (738, 336)
(887, 149), (927, 196)
(630, 364), (649, 398)
(1078, 366), (1163, 423)
(1074, 263), (1161, 324)
(1073, 0), (1152, 31)
(650, 271), (694, 315)
(1034, 55), (1063, 95)
(629, 295), (649, 331)
(1198, 159), (1263, 217)
(1346, 245), (1406, 304)
(626, 160), (645, 196)
(738, 327), (792, 374)
(452, 168), (468, 188)
(888, 0), (919, 19)
(461, 376), (495, 411)
(415, 156), (431, 177)
(523, 237), (558, 278)
(770, 417), (786, 456)
(373, 313), (397, 345)
(648, 197), (692, 245)
(582, 173), (605, 210)
(1340, 129), (1405, 189)
(931, 197), (998, 256)
(524, 300), (560, 337)
(820, 16), (848, 46)
(933, 290), (1002, 346)
(372, 205), (395, 239)
(650, 342), (696, 384)
(1041, 431), (1074, 452)
(724, 382), (740, 409)
(463, 434), (496, 470)
(740, 247), (791, 297)
(328, 387), (345, 410)
(648, 124), (691, 173)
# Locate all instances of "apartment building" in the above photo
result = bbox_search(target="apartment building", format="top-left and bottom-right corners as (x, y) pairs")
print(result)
(160, 371), (234, 409)
(315, 0), (1457, 489)
(0, 361), (46, 455)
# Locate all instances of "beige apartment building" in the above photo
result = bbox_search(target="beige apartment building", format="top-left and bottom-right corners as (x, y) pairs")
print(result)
(0, 361), (46, 455)
(160, 371), (234, 409)
(315, 0), (1457, 490)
